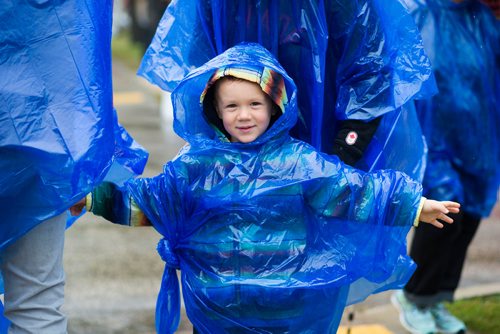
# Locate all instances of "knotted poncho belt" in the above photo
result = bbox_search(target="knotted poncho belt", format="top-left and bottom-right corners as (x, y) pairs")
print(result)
(156, 238), (181, 333)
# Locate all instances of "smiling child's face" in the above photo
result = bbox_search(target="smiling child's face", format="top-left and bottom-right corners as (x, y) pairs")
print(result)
(214, 78), (274, 143)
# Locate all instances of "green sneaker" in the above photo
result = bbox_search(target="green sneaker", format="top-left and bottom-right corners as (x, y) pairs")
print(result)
(430, 303), (466, 334)
(391, 290), (437, 334)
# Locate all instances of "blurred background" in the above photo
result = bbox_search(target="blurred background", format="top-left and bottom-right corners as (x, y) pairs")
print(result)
(113, 0), (169, 54)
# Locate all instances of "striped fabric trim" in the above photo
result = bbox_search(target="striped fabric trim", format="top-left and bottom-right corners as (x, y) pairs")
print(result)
(130, 198), (151, 226)
(85, 192), (93, 212)
(413, 197), (426, 227)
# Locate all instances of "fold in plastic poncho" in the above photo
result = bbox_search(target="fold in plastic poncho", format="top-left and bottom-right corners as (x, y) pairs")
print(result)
(125, 43), (423, 333)
(405, 0), (499, 217)
(138, 0), (437, 181)
(0, 2), (148, 250)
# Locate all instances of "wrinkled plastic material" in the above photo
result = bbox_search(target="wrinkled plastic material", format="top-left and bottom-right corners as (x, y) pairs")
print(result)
(0, 2), (148, 250)
(405, 0), (500, 217)
(138, 0), (437, 181)
(0, 302), (8, 333)
(128, 43), (422, 333)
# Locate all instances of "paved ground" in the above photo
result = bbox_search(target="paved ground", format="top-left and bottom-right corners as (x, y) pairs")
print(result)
(62, 59), (500, 334)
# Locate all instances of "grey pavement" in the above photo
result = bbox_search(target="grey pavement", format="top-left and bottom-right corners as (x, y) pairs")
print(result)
(62, 59), (500, 334)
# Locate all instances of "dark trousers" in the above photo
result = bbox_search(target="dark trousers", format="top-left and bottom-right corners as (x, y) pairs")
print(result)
(404, 211), (481, 307)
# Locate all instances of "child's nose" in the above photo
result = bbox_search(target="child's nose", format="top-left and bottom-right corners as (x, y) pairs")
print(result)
(237, 107), (251, 120)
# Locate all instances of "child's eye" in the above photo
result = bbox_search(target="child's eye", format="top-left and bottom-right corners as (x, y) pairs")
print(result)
(250, 102), (262, 107)
(225, 104), (237, 109)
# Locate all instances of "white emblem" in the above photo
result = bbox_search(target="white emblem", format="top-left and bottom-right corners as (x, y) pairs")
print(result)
(345, 131), (358, 145)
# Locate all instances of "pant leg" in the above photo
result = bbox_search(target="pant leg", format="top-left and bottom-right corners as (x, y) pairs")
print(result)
(403, 211), (464, 307)
(438, 212), (481, 299)
(1, 213), (67, 334)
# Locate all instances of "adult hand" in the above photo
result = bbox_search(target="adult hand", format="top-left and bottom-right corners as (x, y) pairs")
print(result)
(69, 197), (86, 216)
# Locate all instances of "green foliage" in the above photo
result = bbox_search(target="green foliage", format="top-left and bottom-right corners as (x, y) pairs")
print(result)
(111, 31), (145, 70)
(447, 294), (500, 334)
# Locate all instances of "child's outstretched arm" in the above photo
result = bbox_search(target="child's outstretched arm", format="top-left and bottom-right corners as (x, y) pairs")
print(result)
(68, 182), (151, 226)
(416, 198), (460, 228)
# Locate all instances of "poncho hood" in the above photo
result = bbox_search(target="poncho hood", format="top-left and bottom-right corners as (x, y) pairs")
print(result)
(170, 42), (297, 147)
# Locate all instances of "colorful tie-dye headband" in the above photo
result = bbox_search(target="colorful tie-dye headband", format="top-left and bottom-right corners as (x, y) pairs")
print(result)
(200, 66), (288, 113)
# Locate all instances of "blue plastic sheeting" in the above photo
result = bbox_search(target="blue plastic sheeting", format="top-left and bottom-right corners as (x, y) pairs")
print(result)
(0, 302), (8, 334)
(405, 0), (500, 217)
(138, 0), (437, 181)
(128, 43), (422, 333)
(0, 1), (148, 251)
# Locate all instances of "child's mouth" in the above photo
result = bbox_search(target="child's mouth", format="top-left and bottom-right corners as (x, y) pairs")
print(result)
(237, 126), (255, 132)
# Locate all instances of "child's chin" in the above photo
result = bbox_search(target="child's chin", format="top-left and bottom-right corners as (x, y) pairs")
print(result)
(239, 138), (258, 144)
(231, 135), (258, 143)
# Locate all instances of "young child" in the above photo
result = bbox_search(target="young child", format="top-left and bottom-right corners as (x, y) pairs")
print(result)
(71, 43), (459, 334)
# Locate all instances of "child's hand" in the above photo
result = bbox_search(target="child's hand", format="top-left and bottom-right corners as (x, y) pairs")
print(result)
(419, 199), (460, 228)
(69, 197), (86, 216)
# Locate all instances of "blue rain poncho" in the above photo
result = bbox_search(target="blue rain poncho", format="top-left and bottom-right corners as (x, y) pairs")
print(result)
(138, 0), (437, 180)
(405, 0), (500, 217)
(0, 2), (147, 250)
(118, 43), (423, 333)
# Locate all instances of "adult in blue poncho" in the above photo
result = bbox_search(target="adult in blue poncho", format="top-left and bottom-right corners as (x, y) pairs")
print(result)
(73, 43), (460, 334)
(391, 1), (499, 334)
(0, 1), (147, 332)
(138, 0), (437, 182)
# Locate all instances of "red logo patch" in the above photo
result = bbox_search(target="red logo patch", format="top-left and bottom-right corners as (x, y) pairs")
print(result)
(345, 131), (358, 145)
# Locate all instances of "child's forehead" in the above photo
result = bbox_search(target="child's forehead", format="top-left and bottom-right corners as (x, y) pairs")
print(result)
(214, 78), (269, 100)
(216, 76), (262, 90)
